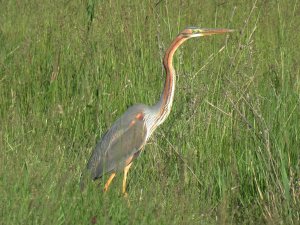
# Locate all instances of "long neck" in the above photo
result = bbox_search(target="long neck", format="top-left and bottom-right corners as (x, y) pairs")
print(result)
(153, 34), (188, 126)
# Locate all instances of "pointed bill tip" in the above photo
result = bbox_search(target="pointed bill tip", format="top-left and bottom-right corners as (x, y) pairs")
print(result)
(181, 27), (234, 37)
(195, 28), (234, 35)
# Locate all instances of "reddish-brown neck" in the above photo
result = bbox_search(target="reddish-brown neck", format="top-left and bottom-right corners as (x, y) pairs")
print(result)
(153, 34), (189, 126)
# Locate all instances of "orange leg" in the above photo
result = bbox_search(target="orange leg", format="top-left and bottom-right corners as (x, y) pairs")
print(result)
(122, 163), (132, 196)
(104, 172), (116, 192)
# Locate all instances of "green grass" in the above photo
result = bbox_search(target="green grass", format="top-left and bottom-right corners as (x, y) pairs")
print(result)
(1, 0), (299, 224)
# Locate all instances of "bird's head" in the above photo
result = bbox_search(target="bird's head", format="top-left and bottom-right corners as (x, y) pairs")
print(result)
(180, 27), (234, 38)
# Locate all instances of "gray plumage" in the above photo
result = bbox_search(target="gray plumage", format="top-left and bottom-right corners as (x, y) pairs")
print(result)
(86, 104), (148, 181)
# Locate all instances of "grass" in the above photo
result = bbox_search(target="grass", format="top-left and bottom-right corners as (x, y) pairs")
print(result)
(1, 0), (299, 224)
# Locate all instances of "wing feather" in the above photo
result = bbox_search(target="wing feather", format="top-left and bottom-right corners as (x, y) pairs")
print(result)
(87, 104), (147, 179)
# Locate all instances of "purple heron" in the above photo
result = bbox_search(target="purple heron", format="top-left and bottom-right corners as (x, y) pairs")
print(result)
(81, 27), (233, 194)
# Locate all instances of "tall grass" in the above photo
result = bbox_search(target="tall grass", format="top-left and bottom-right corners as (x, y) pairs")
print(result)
(1, 0), (299, 224)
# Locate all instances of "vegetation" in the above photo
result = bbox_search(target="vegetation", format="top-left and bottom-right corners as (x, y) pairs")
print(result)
(1, 0), (299, 224)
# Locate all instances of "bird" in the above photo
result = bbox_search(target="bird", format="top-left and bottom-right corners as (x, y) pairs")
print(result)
(81, 27), (233, 195)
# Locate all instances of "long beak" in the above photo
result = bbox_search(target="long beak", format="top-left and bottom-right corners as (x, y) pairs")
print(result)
(182, 27), (234, 37)
(197, 28), (234, 35)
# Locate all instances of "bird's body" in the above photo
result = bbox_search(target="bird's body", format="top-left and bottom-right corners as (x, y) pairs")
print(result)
(81, 27), (233, 194)
(87, 104), (148, 179)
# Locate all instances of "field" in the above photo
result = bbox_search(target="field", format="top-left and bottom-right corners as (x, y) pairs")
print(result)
(1, 0), (299, 224)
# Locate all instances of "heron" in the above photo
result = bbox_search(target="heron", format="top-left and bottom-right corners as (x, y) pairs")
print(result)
(81, 27), (233, 195)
